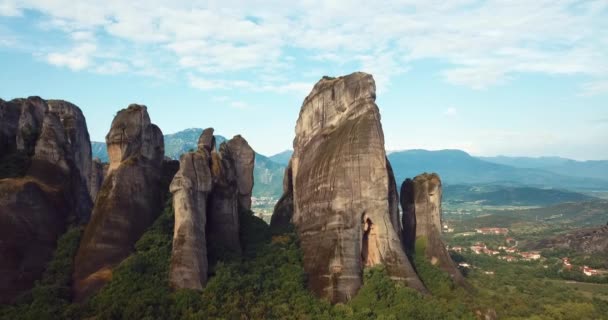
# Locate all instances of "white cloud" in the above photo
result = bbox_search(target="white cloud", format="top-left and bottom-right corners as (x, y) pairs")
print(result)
(230, 101), (249, 109)
(581, 80), (608, 96)
(443, 107), (458, 117)
(0, 1), (21, 16)
(4, 0), (608, 92)
(95, 61), (129, 74)
(188, 74), (311, 95)
(46, 42), (96, 71)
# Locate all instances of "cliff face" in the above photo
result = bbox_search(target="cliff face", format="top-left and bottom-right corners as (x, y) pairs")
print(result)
(226, 136), (255, 211)
(169, 151), (213, 290)
(89, 158), (107, 202)
(169, 129), (256, 290)
(401, 173), (468, 288)
(207, 142), (241, 255)
(0, 97), (94, 303)
(277, 73), (427, 303)
(73, 105), (165, 301)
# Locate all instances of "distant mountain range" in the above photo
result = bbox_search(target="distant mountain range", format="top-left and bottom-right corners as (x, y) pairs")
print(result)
(480, 155), (608, 181)
(388, 149), (608, 190)
(268, 150), (293, 166)
(92, 129), (608, 200)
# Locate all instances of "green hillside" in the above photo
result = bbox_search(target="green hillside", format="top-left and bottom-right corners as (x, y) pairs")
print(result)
(444, 185), (596, 206)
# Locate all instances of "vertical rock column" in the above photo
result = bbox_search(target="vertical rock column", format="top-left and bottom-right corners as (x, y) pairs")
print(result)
(73, 104), (165, 301)
(276, 72), (427, 303)
(169, 128), (256, 290)
(169, 150), (213, 290)
(401, 173), (468, 289)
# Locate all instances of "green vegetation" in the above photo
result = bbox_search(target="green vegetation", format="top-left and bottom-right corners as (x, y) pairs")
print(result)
(457, 252), (608, 319)
(444, 184), (595, 207)
(3, 194), (607, 319)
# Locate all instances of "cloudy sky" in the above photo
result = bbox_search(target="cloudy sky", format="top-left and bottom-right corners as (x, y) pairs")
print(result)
(1, 0), (607, 159)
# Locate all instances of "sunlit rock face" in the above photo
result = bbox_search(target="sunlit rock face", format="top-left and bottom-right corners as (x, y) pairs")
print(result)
(73, 105), (165, 302)
(207, 142), (242, 255)
(401, 173), (468, 288)
(0, 97), (94, 303)
(226, 135), (255, 211)
(169, 130), (256, 290)
(278, 72), (427, 303)
(169, 150), (213, 290)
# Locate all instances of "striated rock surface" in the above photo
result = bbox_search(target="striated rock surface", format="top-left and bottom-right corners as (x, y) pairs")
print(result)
(207, 143), (241, 255)
(0, 97), (94, 303)
(198, 127), (216, 152)
(47, 100), (93, 198)
(276, 73), (427, 303)
(73, 105), (165, 301)
(169, 150), (213, 290)
(401, 173), (467, 288)
(169, 131), (256, 289)
(226, 135), (255, 210)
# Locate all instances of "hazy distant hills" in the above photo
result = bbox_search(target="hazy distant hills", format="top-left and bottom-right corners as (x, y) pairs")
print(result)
(268, 150), (293, 166)
(480, 155), (608, 181)
(92, 130), (608, 199)
(388, 149), (608, 190)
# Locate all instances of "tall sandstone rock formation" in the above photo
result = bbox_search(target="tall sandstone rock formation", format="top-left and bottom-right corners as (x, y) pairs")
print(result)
(169, 150), (213, 290)
(73, 105), (166, 301)
(169, 129), (255, 290)
(275, 73), (427, 303)
(226, 136), (255, 211)
(401, 173), (468, 288)
(0, 97), (94, 303)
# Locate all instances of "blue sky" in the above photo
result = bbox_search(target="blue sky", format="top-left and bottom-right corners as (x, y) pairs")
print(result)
(0, 1), (607, 160)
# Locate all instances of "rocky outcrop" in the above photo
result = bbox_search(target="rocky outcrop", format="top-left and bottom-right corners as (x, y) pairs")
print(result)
(530, 224), (608, 264)
(169, 130), (256, 290)
(0, 97), (94, 303)
(226, 135), (255, 210)
(47, 100), (94, 199)
(73, 105), (165, 302)
(169, 151), (213, 290)
(198, 128), (216, 152)
(401, 173), (467, 288)
(275, 73), (427, 303)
